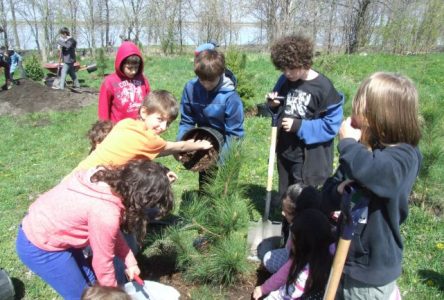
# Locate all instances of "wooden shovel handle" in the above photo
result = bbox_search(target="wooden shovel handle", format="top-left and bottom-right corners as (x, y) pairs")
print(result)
(323, 238), (351, 300)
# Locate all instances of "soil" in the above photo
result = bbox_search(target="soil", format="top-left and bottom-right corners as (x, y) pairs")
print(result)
(0, 78), (98, 116)
(179, 129), (221, 172)
(140, 251), (268, 299)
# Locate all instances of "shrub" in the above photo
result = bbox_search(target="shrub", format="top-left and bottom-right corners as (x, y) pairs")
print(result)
(96, 48), (107, 77)
(225, 47), (256, 111)
(24, 54), (45, 81)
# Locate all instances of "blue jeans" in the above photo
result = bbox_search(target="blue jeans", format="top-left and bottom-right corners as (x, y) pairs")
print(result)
(59, 62), (79, 89)
(16, 226), (96, 300)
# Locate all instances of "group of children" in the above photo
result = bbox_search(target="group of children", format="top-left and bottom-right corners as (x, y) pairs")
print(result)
(16, 33), (422, 300)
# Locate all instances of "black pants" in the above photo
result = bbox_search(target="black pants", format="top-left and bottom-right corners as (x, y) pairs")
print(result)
(0, 59), (11, 82)
(277, 152), (304, 242)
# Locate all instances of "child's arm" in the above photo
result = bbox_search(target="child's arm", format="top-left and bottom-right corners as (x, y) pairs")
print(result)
(224, 93), (244, 139)
(98, 80), (112, 121)
(294, 93), (344, 145)
(260, 259), (293, 295)
(159, 139), (213, 157)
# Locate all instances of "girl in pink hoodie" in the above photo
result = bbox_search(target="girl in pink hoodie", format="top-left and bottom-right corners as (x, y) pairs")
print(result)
(98, 41), (150, 123)
(16, 159), (173, 299)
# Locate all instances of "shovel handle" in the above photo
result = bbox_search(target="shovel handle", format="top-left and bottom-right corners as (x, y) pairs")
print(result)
(133, 273), (144, 286)
(323, 238), (351, 300)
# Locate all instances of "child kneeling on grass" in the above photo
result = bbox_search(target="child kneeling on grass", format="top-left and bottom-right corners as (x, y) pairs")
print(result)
(253, 209), (334, 300)
(16, 159), (173, 299)
(261, 183), (324, 274)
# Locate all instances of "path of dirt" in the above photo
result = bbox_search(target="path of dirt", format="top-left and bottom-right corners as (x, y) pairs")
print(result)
(0, 79), (98, 116)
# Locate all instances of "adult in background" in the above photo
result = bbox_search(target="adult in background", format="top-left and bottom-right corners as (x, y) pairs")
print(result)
(56, 27), (80, 90)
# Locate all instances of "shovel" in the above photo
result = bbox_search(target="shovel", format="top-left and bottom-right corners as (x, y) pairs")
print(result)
(323, 184), (369, 300)
(247, 97), (285, 259)
(78, 63), (97, 73)
(52, 51), (62, 89)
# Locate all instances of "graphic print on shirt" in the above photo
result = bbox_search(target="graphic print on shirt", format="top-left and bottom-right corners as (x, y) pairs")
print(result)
(117, 80), (144, 111)
(284, 89), (311, 118)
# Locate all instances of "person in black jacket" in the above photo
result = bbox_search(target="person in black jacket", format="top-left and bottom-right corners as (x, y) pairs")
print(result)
(56, 27), (80, 90)
(322, 72), (422, 299)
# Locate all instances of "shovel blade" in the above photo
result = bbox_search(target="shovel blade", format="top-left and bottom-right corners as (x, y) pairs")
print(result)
(247, 220), (282, 258)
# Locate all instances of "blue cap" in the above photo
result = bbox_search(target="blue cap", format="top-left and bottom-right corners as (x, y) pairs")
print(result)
(194, 42), (218, 56)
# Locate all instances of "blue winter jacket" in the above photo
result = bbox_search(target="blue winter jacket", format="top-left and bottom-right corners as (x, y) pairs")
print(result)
(177, 71), (244, 150)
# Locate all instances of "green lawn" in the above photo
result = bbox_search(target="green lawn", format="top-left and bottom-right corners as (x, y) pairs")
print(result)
(0, 52), (443, 299)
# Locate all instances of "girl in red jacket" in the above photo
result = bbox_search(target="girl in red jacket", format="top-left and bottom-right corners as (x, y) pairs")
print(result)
(98, 41), (150, 123)
(16, 159), (173, 299)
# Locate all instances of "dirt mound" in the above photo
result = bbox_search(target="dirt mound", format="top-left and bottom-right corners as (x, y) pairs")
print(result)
(0, 79), (98, 116)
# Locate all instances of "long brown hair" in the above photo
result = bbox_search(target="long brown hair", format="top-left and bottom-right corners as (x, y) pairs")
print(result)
(91, 159), (173, 244)
(352, 72), (421, 148)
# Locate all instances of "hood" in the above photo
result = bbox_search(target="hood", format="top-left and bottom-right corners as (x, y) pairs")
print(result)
(67, 168), (125, 210)
(115, 41), (144, 78)
(211, 69), (237, 93)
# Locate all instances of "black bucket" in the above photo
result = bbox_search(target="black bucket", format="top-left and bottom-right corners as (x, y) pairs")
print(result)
(179, 127), (224, 172)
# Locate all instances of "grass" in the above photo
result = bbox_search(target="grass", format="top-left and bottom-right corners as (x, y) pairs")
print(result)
(0, 52), (443, 299)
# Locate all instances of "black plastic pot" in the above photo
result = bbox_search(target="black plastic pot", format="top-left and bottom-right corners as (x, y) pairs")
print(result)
(180, 127), (225, 171)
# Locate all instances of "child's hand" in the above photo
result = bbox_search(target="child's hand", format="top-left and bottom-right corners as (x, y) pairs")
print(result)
(339, 117), (361, 141)
(266, 92), (282, 107)
(194, 139), (213, 150)
(282, 117), (296, 132)
(252, 286), (263, 300)
(337, 179), (355, 194)
(125, 265), (141, 281)
(167, 171), (178, 183)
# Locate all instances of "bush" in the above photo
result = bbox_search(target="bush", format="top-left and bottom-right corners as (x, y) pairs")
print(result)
(146, 141), (252, 286)
(24, 55), (45, 81)
(96, 48), (107, 77)
(225, 47), (256, 111)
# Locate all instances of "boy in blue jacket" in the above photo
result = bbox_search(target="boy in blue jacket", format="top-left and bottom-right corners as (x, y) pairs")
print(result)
(177, 48), (244, 189)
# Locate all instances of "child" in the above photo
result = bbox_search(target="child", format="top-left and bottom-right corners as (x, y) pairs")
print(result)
(262, 183), (322, 274)
(87, 120), (114, 153)
(176, 49), (244, 188)
(16, 159), (174, 299)
(74, 90), (212, 173)
(81, 285), (131, 300)
(253, 209), (334, 300)
(321, 72), (422, 299)
(56, 27), (80, 90)
(7, 48), (23, 82)
(266, 33), (344, 240)
(98, 41), (150, 123)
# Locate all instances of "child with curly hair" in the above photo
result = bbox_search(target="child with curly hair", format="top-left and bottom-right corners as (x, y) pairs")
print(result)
(17, 159), (173, 299)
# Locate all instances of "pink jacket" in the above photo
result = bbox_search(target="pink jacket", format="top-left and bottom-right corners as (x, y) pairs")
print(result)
(98, 41), (150, 123)
(22, 168), (137, 287)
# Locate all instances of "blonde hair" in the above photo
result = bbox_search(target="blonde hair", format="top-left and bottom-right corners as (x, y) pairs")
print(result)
(140, 90), (179, 122)
(352, 72), (421, 148)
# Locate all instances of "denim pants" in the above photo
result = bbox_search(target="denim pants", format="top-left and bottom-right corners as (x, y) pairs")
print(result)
(59, 62), (79, 89)
(16, 226), (95, 300)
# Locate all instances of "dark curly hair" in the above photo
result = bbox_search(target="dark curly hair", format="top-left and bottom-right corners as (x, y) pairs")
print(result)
(90, 159), (174, 244)
(86, 120), (114, 154)
(270, 34), (314, 70)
